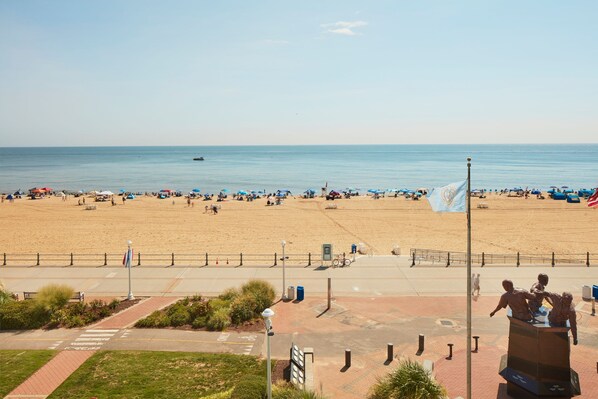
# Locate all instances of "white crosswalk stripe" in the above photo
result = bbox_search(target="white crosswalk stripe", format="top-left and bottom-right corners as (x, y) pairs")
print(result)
(64, 329), (119, 351)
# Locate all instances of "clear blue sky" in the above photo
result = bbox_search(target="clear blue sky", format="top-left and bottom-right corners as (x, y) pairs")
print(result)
(1, 1), (597, 146)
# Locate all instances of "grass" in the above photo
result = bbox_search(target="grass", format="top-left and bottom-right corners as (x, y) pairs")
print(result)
(0, 350), (57, 397)
(48, 351), (269, 399)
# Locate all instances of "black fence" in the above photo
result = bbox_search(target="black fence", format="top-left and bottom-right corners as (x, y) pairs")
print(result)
(409, 248), (596, 267)
(0, 252), (319, 268)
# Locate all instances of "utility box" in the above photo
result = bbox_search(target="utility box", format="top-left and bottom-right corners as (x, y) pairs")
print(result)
(322, 244), (332, 261)
(287, 286), (295, 301)
(582, 285), (591, 301)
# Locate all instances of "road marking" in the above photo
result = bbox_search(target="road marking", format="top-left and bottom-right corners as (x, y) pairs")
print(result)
(86, 329), (119, 333)
(71, 342), (102, 346)
(217, 333), (230, 342)
(239, 335), (257, 341)
(106, 272), (117, 278)
(80, 333), (115, 337)
(48, 340), (63, 350)
(75, 337), (111, 342)
(115, 337), (251, 346)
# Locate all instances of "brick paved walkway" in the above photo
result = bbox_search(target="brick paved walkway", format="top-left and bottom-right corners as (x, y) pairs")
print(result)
(5, 350), (94, 399)
(4, 296), (181, 399)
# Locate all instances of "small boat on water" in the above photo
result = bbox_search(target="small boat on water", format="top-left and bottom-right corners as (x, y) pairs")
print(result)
(193, 157), (205, 161)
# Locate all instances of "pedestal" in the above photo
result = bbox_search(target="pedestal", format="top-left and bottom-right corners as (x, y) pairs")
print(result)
(498, 314), (581, 398)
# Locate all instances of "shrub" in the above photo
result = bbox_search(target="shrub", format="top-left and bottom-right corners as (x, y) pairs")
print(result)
(169, 307), (191, 327)
(34, 284), (74, 312)
(230, 374), (266, 399)
(64, 314), (86, 328)
(229, 295), (257, 325)
(209, 298), (231, 312)
(368, 358), (447, 399)
(192, 316), (208, 329)
(0, 282), (14, 304)
(219, 287), (240, 301)
(0, 300), (49, 329)
(108, 299), (120, 310)
(206, 307), (231, 331)
(241, 280), (275, 314)
(135, 311), (171, 328)
(189, 300), (210, 319)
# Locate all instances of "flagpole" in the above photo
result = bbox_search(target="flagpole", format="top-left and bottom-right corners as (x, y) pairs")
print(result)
(466, 157), (472, 399)
(127, 240), (134, 300)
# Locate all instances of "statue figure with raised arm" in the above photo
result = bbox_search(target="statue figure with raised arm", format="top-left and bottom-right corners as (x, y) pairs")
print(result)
(489, 279), (535, 321)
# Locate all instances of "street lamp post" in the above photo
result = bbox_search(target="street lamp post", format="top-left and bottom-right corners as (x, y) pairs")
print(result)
(262, 308), (275, 399)
(281, 240), (286, 300)
(126, 240), (134, 300)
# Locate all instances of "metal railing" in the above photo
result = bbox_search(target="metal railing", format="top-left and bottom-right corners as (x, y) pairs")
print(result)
(409, 248), (596, 267)
(0, 251), (320, 267)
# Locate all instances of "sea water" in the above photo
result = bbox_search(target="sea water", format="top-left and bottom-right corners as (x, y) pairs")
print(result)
(0, 144), (596, 194)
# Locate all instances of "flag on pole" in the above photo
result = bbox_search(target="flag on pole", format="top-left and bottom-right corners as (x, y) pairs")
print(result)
(588, 189), (598, 208)
(426, 180), (467, 212)
(122, 248), (133, 267)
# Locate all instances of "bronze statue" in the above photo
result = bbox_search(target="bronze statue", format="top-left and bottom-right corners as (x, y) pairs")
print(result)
(490, 279), (535, 321)
(544, 291), (578, 345)
(529, 273), (549, 313)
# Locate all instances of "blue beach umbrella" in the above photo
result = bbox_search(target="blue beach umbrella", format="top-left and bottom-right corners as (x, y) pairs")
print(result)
(221, 188), (229, 193)
(237, 190), (248, 195)
(192, 188), (201, 193)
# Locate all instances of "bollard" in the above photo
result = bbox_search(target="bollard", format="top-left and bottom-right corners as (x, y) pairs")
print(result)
(171, 253), (175, 266)
(137, 252), (141, 266)
(587, 252), (590, 267)
(37, 253), (40, 266)
(240, 253), (243, 266)
(327, 277), (332, 310)
(418, 334), (425, 353)
(516, 252), (520, 267)
(308, 252), (311, 266)
(205, 253), (208, 266)
(345, 349), (351, 368)
(104, 253), (107, 266)
(274, 252), (277, 266)
(447, 343), (453, 359)
(411, 250), (416, 267)
(592, 298), (595, 316)
(387, 343), (394, 362)
(70, 253), (73, 266)
(3, 253), (6, 266)
(481, 252), (485, 267)
(446, 252), (450, 267)
(551, 252), (555, 267)
(473, 336), (479, 352)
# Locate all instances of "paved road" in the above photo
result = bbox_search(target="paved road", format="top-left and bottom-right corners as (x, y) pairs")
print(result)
(2, 255), (596, 297)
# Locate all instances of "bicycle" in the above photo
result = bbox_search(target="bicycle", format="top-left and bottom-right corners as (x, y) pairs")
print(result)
(332, 254), (352, 267)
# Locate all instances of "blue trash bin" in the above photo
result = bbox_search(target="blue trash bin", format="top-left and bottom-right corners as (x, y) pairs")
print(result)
(296, 286), (304, 301)
(593, 285), (598, 299)
(351, 244), (357, 254)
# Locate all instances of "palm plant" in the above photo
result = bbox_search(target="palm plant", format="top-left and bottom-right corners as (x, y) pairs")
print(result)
(368, 358), (447, 399)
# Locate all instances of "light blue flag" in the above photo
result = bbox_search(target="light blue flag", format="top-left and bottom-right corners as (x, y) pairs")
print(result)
(426, 180), (467, 212)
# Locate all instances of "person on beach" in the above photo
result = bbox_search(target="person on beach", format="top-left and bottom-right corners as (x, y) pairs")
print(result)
(122, 196), (126, 205)
(490, 279), (535, 321)
(187, 197), (191, 207)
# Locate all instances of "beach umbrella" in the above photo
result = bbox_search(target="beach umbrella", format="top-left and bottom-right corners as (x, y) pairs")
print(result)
(221, 188), (229, 193)
(237, 190), (248, 195)
(192, 188), (201, 193)
(304, 189), (316, 194)
(561, 186), (569, 189)
(119, 189), (126, 193)
(277, 189), (291, 193)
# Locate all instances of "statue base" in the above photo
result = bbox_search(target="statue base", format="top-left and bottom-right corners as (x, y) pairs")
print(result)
(498, 312), (580, 398)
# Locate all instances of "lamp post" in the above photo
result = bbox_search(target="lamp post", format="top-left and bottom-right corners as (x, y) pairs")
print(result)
(262, 308), (275, 399)
(281, 240), (287, 300)
(126, 240), (134, 300)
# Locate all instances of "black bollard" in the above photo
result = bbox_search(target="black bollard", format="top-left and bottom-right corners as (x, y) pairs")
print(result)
(592, 298), (595, 317)
(473, 336), (480, 352)
(447, 343), (453, 359)
(418, 334), (425, 354)
(387, 343), (393, 362)
(345, 349), (351, 368)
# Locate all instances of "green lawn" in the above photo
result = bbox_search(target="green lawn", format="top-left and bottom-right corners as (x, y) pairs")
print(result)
(49, 351), (268, 399)
(0, 350), (57, 397)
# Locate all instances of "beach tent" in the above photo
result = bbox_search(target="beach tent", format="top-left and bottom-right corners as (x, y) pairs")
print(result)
(99, 191), (114, 196)
(552, 192), (566, 200)
(126, 194), (136, 200)
(566, 194), (580, 203)
(531, 190), (542, 195)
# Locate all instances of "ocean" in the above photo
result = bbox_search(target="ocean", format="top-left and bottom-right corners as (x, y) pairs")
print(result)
(0, 144), (596, 194)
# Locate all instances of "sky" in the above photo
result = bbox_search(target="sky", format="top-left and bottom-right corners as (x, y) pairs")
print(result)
(0, 1), (597, 146)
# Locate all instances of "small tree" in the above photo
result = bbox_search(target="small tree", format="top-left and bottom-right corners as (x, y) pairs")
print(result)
(368, 358), (447, 399)
(34, 284), (74, 312)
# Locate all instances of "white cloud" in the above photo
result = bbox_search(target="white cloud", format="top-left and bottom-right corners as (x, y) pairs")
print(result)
(321, 21), (368, 36)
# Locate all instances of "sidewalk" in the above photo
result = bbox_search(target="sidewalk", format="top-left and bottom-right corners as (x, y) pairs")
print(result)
(4, 296), (180, 399)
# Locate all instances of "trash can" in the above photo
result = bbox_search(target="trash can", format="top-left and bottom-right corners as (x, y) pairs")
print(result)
(287, 286), (295, 301)
(296, 286), (304, 301)
(351, 244), (357, 254)
(593, 285), (598, 300)
(582, 285), (591, 300)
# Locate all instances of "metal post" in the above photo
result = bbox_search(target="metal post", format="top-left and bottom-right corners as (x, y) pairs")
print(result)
(137, 252), (141, 266)
(327, 277), (331, 310)
(70, 253), (73, 266)
(126, 241), (134, 300)
(387, 343), (393, 363)
(466, 157), (472, 399)
(516, 252), (520, 267)
(282, 241), (287, 300)
(3, 253), (5, 266)
(447, 252), (451, 267)
(274, 253), (277, 266)
(473, 336), (479, 352)
(411, 250), (416, 267)
(587, 252), (590, 267)
(240, 253), (243, 266)
(481, 252), (485, 267)
(205, 253), (208, 266)
(104, 253), (107, 266)
(308, 252), (311, 266)
(418, 334), (425, 353)
(552, 252), (555, 267)
(447, 343), (454, 359)
(266, 323), (272, 399)
(345, 349), (351, 368)
(171, 252), (174, 266)
(36, 253), (40, 266)
(592, 298), (595, 316)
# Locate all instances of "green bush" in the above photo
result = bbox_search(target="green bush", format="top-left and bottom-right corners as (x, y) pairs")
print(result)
(206, 307), (231, 331)
(368, 358), (447, 399)
(108, 299), (120, 310)
(34, 284), (74, 312)
(229, 295), (257, 325)
(192, 316), (208, 329)
(0, 282), (14, 304)
(135, 311), (171, 328)
(169, 307), (191, 327)
(230, 374), (266, 399)
(209, 298), (231, 312)
(273, 384), (328, 399)
(0, 301), (49, 330)
(241, 280), (275, 314)
(189, 300), (210, 319)
(219, 287), (240, 301)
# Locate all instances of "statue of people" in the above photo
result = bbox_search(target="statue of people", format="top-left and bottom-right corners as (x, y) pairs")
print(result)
(490, 279), (535, 321)
(529, 273), (549, 313)
(544, 291), (578, 345)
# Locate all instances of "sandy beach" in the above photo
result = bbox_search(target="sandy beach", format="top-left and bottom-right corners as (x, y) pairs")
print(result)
(0, 194), (596, 257)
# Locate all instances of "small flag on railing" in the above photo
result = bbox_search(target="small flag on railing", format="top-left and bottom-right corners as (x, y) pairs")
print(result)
(588, 189), (598, 208)
(426, 180), (467, 212)
(122, 249), (133, 267)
